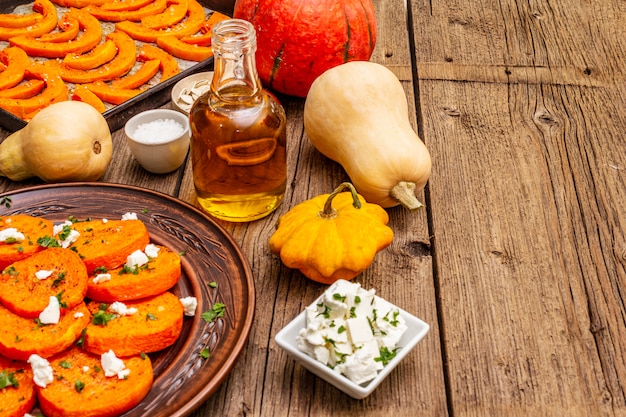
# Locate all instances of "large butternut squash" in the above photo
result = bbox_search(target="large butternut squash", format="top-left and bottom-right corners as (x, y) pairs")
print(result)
(304, 61), (432, 210)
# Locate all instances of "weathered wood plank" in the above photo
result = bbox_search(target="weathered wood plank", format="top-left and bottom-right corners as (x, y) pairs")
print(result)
(411, 0), (626, 414)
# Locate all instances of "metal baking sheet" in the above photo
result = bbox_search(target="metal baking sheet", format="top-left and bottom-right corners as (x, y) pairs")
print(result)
(0, 0), (220, 132)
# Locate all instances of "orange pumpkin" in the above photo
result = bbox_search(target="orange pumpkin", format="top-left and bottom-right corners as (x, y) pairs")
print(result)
(233, 0), (377, 97)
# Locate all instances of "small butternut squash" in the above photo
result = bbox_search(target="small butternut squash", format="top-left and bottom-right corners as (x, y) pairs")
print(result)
(269, 182), (393, 284)
(304, 61), (432, 210)
(0, 101), (112, 182)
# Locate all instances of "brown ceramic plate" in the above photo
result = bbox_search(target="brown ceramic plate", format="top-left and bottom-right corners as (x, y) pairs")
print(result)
(0, 182), (255, 417)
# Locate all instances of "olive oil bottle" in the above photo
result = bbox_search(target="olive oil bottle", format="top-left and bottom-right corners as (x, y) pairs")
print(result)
(189, 19), (287, 222)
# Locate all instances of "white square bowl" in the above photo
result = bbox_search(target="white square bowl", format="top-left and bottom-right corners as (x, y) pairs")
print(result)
(275, 282), (430, 399)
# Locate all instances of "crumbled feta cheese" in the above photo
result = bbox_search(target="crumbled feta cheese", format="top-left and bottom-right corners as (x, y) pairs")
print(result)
(144, 243), (160, 258)
(53, 220), (72, 236)
(179, 296), (197, 316)
(35, 270), (54, 280)
(58, 229), (80, 248)
(101, 350), (130, 379)
(74, 311), (84, 319)
(296, 280), (407, 385)
(83, 366), (90, 373)
(0, 227), (25, 242)
(126, 249), (149, 269)
(121, 212), (138, 220)
(92, 273), (112, 284)
(28, 354), (54, 388)
(108, 301), (137, 316)
(39, 296), (60, 324)
(102, 218), (108, 223)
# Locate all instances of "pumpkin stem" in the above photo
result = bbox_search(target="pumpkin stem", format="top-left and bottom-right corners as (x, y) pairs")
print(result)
(320, 182), (362, 219)
(390, 181), (424, 210)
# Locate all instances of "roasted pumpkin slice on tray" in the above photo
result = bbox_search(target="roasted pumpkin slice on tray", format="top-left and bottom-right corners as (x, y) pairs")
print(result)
(51, 31), (137, 84)
(84, 80), (143, 105)
(157, 35), (213, 62)
(141, 0), (189, 30)
(0, 0), (58, 41)
(85, 0), (168, 22)
(72, 84), (107, 112)
(101, 0), (156, 11)
(0, 79), (45, 99)
(10, 8), (103, 59)
(179, 11), (230, 46)
(0, 64), (68, 120)
(116, 0), (206, 43)
(49, 0), (107, 6)
(37, 13), (80, 43)
(137, 44), (180, 81)
(111, 58), (160, 89)
(0, 47), (30, 90)
(63, 38), (118, 70)
(0, 7), (43, 28)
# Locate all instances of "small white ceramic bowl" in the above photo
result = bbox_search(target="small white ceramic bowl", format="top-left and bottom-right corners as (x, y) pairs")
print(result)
(171, 71), (214, 115)
(124, 109), (190, 174)
(275, 280), (430, 399)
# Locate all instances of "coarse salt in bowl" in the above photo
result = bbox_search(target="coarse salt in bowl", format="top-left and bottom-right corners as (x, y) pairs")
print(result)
(124, 109), (190, 174)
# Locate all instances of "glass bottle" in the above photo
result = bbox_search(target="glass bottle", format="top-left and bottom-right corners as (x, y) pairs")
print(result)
(189, 19), (287, 222)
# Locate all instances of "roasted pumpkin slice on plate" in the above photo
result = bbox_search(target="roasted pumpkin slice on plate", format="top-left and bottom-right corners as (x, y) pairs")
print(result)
(10, 8), (103, 59)
(0, 0), (58, 41)
(116, 0), (206, 43)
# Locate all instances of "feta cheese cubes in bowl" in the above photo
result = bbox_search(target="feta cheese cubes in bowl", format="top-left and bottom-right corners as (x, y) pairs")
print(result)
(275, 280), (429, 399)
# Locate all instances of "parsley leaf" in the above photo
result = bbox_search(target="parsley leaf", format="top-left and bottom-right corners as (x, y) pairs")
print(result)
(0, 370), (19, 389)
(201, 303), (225, 323)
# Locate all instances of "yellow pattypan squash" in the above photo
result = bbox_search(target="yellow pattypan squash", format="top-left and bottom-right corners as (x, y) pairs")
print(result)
(269, 182), (394, 284)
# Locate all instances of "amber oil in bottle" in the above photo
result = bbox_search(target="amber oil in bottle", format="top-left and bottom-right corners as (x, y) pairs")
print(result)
(189, 19), (287, 222)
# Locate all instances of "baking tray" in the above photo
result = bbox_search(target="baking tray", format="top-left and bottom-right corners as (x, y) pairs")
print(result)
(0, 0), (223, 132)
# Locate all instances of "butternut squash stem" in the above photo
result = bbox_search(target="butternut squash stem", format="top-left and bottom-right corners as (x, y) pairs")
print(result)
(319, 182), (361, 219)
(390, 181), (424, 210)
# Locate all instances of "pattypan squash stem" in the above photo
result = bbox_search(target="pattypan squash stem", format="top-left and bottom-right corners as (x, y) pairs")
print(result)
(319, 182), (362, 219)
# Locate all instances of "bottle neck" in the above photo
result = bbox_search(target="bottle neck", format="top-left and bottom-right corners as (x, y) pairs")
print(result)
(210, 19), (263, 102)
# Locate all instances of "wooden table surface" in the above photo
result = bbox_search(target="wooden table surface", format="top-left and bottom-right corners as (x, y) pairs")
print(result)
(1, 0), (625, 416)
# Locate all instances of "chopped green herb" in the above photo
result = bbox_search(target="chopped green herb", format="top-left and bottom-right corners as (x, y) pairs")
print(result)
(146, 313), (157, 321)
(201, 302), (225, 323)
(375, 347), (399, 366)
(37, 235), (61, 248)
(199, 348), (210, 359)
(209, 281), (217, 288)
(0, 370), (18, 389)
(75, 380), (85, 393)
(337, 325), (346, 334)
(59, 360), (72, 369)
(94, 266), (108, 274)
(332, 293), (346, 302)
(1, 196), (12, 208)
